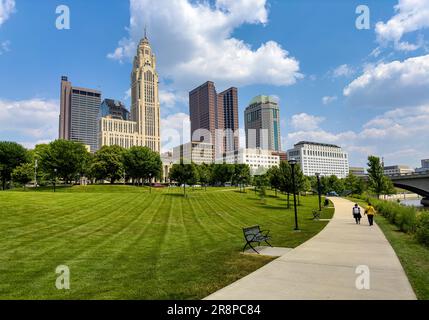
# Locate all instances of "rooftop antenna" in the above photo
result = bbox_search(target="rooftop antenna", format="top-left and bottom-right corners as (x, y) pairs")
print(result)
(144, 25), (147, 39)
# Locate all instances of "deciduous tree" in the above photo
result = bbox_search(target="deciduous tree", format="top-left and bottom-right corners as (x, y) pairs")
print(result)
(91, 145), (125, 184)
(0, 141), (30, 190)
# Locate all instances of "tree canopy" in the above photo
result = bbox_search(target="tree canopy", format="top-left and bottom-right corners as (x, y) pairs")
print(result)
(0, 141), (30, 190)
(37, 140), (90, 183)
(123, 146), (162, 184)
(169, 162), (198, 196)
(367, 155), (393, 197)
(90, 145), (125, 184)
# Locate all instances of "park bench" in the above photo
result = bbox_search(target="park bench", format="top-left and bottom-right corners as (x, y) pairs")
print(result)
(242, 225), (272, 254)
(313, 210), (321, 220)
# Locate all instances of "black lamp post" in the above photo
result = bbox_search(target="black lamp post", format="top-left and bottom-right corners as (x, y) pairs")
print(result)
(288, 158), (299, 231)
(53, 168), (57, 192)
(315, 172), (322, 211)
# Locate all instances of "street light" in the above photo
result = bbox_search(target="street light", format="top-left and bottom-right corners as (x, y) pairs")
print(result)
(34, 159), (38, 189)
(315, 172), (322, 211)
(53, 168), (57, 192)
(288, 158), (299, 231)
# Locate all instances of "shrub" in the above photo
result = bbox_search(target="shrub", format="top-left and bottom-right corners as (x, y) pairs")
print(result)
(372, 199), (417, 233)
(395, 206), (417, 233)
(416, 212), (429, 247)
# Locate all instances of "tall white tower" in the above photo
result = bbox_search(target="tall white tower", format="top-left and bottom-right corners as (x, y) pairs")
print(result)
(131, 33), (161, 153)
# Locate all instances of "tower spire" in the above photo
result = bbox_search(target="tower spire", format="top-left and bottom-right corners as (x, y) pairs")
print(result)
(144, 25), (148, 40)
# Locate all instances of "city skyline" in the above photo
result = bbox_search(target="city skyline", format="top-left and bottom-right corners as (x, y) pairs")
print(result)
(1, 0), (429, 168)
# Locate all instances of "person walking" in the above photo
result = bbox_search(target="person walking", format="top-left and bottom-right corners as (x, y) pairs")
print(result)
(352, 204), (362, 224)
(364, 203), (376, 226)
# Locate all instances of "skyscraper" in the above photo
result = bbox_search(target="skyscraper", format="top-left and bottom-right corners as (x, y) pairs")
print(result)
(189, 81), (239, 158)
(218, 87), (239, 152)
(59, 76), (101, 152)
(189, 81), (218, 144)
(244, 95), (281, 151)
(98, 34), (161, 152)
(130, 34), (161, 152)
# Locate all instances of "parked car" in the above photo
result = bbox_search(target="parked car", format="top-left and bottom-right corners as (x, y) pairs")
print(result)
(326, 191), (339, 197)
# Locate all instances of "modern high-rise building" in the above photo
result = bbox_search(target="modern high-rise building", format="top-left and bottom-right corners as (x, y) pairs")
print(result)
(100, 99), (130, 121)
(189, 81), (239, 158)
(244, 95), (281, 152)
(189, 81), (218, 145)
(130, 34), (161, 152)
(218, 87), (239, 153)
(216, 148), (280, 176)
(59, 76), (101, 152)
(97, 34), (161, 152)
(287, 141), (349, 178)
(172, 141), (214, 165)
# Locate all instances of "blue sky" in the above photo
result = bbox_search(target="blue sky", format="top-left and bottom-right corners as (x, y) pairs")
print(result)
(1, 0), (429, 168)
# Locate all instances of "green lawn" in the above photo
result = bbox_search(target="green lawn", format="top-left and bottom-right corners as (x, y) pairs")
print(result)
(0, 185), (333, 300)
(349, 197), (429, 300)
(376, 216), (429, 300)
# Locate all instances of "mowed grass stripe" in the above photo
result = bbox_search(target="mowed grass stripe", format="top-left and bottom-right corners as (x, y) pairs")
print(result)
(29, 193), (165, 299)
(0, 192), (121, 244)
(198, 190), (247, 231)
(0, 193), (139, 254)
(0, 193), (160, 298)
(0, 185), (333, 299)
(0, 193), (98, 233)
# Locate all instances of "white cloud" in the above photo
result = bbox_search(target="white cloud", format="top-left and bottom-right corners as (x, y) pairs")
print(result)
(159, 89), (187, 110)
(332, 64), (355, 78)
(160, 112), (190, 153)
(286, 105), (429, 167)
(0, 0), (15, 27)
(375, 0), (429, 51)
(270, 95), (280, 103)
(0, 98), (59, 148)
(322, 96), (337, 105)
(343, 54), (429, 108)
(108, 0), (302, 91)
(291, 113), (325, 131)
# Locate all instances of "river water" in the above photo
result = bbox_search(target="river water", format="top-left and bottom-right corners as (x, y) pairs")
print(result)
(400, 199), (423, 207)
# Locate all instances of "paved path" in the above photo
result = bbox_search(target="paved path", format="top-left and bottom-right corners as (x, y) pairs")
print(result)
(206, 197), (416, 300)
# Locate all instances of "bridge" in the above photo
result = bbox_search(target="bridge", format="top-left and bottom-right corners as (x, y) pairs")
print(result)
(388, 171), (429, 206)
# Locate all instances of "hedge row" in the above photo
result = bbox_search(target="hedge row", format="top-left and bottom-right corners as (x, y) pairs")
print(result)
(361, 197), (429, 247)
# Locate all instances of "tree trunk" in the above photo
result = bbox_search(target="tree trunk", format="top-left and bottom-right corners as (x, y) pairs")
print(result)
(183, 184), (186, 197)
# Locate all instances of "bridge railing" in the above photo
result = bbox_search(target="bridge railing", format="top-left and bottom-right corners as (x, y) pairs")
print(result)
(386, 170), (429, 178)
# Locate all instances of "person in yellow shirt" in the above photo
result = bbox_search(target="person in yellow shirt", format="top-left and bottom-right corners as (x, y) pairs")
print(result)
(364, 203), (376, 226)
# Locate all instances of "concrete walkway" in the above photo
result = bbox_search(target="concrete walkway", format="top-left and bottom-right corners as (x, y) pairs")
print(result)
(206, 197), (416, 300)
